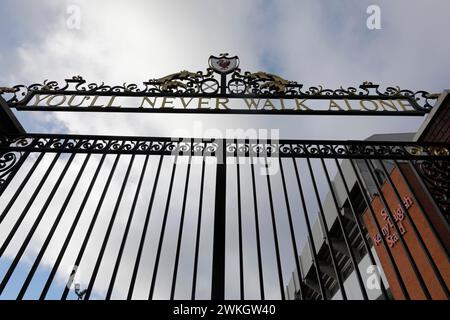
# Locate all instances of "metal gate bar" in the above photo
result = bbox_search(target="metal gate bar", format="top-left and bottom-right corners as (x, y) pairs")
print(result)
(17, 153), (92, 299)
(0, 135), (448, 300)
(128, 155), (164, 299)
(334, 159), (389, 299)
(306, 157), (347, 299)
(278, 157), (306, 300)
(107, 154), (149, 299)
(321, 158), (368, 299)
(292, 157), (326, 299)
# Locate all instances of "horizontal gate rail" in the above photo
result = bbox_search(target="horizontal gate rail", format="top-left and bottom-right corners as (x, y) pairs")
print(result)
(1, 134), (449, 159)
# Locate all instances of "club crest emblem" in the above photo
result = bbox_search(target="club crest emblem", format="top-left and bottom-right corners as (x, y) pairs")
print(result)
(209, 53), (239, 74)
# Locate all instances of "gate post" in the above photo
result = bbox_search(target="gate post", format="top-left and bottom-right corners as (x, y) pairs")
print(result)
(0, 95), (27, 196)
(0, 95), (25, 136)
(211, 139), (226, 300)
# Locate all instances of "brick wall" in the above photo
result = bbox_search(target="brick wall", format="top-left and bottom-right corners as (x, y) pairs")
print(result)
(362, 164), (450, 300)
(417, 92), (450, 143)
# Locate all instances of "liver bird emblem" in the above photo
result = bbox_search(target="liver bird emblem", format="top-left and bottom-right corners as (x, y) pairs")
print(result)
(218, 59), (231, 70)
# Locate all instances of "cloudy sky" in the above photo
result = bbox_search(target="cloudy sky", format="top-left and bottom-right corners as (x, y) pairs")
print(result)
(2, 0), (449, 138)
(0, 0), (449, 300)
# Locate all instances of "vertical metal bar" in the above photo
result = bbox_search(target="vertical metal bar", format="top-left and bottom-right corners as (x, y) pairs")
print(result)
(306, 236), (323, 299)
(127, 155), (164, 299)
(39, 154), (107, 300)
(263, 153), (285, 300)
(278, 157), (306, 300)
(378, 160), (449, 297)
(334, 158), (389, 299)
(0, 152), (62, 259)
(364, 159), (431, 299)
(291, 157), (326, 300)
(17, 153), (91, 299)
(170, 151), (193, 299)
(0, 137), (57, 224)
(61, 154), (121, 300)
(0, 152), (75, 295)
(220, 74), (227, 95)
(211, 139), (226, 300)
(306, 158), (347, 300)
(348, 158), (408, 299)
(148, 153), (179, 300)
(191, 152), (206, 300)
(235, 139), (245, 300)
(320, 158), (368, 300)
(249, 142), (265, 300)
(84, 154), (136, 299)
(105, 154), (150, 299)
(0, 151), (30, 197)
(0, 151), (45, 224)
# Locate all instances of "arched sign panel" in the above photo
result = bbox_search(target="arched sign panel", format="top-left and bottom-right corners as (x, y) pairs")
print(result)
(1, 54), (438, 116)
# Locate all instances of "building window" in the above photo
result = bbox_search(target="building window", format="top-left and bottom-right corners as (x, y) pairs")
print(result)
(374, 168), (386, 185)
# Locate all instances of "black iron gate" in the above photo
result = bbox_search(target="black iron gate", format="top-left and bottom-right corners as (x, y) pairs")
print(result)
(0, 135), (448, 300)
(0, 55), (449, 300)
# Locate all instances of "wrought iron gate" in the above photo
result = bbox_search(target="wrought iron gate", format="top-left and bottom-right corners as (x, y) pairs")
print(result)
(0, 135), (448, 300)
(0, 54), (449, 300)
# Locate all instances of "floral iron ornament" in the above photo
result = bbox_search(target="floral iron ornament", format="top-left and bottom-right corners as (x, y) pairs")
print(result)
(0, 54), (439, 111)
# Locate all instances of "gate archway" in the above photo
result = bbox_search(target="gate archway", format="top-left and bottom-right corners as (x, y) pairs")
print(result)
(0, 55), (448, 300)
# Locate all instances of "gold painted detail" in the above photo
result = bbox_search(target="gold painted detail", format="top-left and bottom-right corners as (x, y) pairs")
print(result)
(427, 146), (450, 156)
(151, 70), (202, 91)
(245, 72), (292, 93)
(0, 87), (17, 94)
(409, 146), (450, 156)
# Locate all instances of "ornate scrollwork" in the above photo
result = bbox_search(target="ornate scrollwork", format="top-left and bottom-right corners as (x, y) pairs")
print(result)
(222, 140), (450, 159)
(0, 87), (18, 94)
(145, 70), (215, 93)
(0, 151), (22, 188)
(415, 160), (450, 219)
(2, 135), (449, 161)
(1, 135), (223, 157)
(0, 55), (439, 110)
(407, 145), (450, 157)
(231, 71), (299, 94)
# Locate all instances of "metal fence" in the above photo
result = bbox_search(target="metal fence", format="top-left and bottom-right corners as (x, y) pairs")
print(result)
(0, 134), (448, 300)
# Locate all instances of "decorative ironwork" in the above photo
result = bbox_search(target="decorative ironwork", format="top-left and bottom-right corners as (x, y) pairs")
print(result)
(0, 151), (21, 187)
(415, 160), (450, 219)
(1, 134), (448, 301)
(1, 134), (449, 160)
(0, 87), (17, 94)
(227, 140), (450, 159)
(146, 70), (215, 93)
(0, 136), (27, 188)
(0, 135), (219, 156)
(409, 146), (450, 156)
(0, 54), (438, 110)
(231, 71), (296, 94)
(0, 53), (448, 302)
